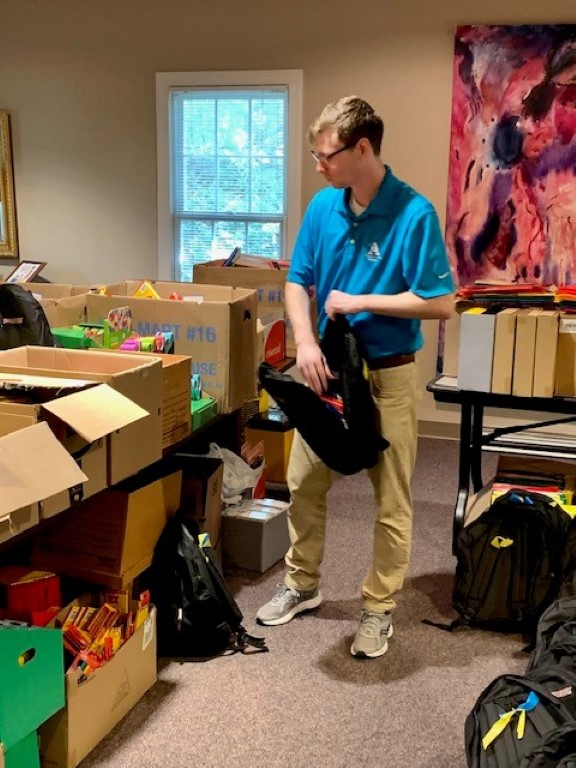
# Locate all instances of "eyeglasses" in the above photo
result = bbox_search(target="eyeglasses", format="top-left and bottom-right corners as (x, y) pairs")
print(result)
(310, 141), (356, 165)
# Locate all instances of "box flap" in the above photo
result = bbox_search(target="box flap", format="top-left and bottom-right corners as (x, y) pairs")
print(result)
(0, 422), (88, 517)
(0, 371), (99, 391)
(41, 383), (149, 442)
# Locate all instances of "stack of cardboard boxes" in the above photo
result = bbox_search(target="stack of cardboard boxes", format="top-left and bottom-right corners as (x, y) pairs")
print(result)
(0, 272), (295, 766)
(456, 307), (576, 397)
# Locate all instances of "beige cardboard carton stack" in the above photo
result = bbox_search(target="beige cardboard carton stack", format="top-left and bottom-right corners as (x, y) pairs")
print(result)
(457, 307), (559, 397)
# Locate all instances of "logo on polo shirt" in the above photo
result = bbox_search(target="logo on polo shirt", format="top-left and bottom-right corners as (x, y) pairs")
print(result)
(366, 242), (381, 261)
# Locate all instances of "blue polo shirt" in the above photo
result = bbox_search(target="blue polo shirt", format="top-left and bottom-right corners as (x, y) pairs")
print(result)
(288, 166), (454, 362)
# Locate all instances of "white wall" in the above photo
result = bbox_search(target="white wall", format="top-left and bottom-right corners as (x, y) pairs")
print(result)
(2, 0), (575, 425)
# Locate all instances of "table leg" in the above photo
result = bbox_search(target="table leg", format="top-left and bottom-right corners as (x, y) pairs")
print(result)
(453, 400), (472, 555)
(471, 403), (484, 492)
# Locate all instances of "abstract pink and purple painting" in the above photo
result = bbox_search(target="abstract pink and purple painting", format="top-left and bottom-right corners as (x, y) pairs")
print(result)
(446, 25), (576, 287)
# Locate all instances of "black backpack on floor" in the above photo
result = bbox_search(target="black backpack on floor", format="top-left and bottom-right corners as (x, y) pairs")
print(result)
(0, 283), (55, 349)
(518, 723), (576, 767)
(453, 490), (574, 631)
(149, 514), (268, 658)
(465, 674), (576, 768)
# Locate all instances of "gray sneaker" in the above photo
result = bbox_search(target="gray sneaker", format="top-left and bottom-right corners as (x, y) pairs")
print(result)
(350, 610), (393, 658)
(256, 585), (322, 626)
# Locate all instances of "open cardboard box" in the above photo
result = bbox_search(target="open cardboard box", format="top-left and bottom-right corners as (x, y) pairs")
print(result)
(39, 595), (157, 768)
(81, 282), (257, 413)
(0, 346), (163, 484)
(86, 349), (192, 450)
(0, 375), (149, 523)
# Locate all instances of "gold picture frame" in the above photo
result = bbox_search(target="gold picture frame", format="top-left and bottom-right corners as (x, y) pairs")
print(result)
(0, 110), (18, 259)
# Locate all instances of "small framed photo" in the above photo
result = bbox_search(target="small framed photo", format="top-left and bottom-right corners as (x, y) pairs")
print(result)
(4, 261), (47, 284)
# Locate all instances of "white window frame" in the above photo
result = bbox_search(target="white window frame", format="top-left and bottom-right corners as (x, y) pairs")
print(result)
(156, 70), (303, 280)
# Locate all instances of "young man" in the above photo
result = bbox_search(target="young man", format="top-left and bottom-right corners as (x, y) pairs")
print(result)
(256, 96), (455, 658)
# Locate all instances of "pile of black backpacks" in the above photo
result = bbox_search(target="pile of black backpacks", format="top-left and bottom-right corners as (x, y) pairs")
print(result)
(466, 593), (576, 767)
(453, 489), (576, 766)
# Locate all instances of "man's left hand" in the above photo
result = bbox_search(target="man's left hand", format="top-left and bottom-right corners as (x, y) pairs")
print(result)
(325, 290), (362, 320)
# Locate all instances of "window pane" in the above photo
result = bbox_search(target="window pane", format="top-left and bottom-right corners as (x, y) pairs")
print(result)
(178, 219), (213, 280)
(214, 220), (247, 253)
(184, 156), (216, 212)
(217, 99), (249, 157)
(251, 98), (285, 156)
(217, 157), (249, 213)
(247, 222), (282, 258)
(251, 158), (284, 214)
(184, 99), (216, 155)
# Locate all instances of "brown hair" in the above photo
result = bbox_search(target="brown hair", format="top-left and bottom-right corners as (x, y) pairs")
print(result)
(307, 95), (384, 155)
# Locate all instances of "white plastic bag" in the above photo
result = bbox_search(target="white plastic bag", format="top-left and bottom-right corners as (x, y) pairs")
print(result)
(206, 442), (260, 503)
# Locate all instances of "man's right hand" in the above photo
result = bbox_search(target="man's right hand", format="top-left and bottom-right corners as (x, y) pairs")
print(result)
(296, 340), (333, 395)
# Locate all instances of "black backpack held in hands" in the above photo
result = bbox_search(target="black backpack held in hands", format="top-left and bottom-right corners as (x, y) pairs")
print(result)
(453, 490), (574, 630)
(258, 316), (388, 475)
(149, 514), (268, 658)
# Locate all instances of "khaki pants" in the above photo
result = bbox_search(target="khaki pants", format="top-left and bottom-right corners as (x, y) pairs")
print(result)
(284, 361), (419, 613)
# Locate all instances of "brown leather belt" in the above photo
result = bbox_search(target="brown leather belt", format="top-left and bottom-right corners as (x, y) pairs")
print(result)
(368, 353), (415, 371)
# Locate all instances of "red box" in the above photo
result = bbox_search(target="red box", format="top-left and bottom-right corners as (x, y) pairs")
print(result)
(0, 566), (61, 616)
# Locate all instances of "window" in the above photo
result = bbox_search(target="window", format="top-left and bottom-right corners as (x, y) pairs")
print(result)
(156, 71), (302, 281)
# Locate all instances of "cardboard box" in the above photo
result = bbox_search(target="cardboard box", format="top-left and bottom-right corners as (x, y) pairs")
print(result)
(0, 504), (40, 547)
(82, 282), (257, 413)
(39, 601), (157, 768)
(193, 263), (287, 313)
(0, 376), (149, 518)
(33, 468), (182, 588)
(222, 498), (290, 572)
(512, 309), (541, 397)
(175, 455), (224, 557)
(1, 731), (40, 768)
(0, 421), (97, 542)
(0, 624), (64, 750)
(0, 347), (162, 484)
(457, 308), (497, 392)
(533, 310), (559, 398)
(160, 354), (192, 448)
(244, 417), (294, 484)
(555, 314), (576, 396)
(491, 308), (517, 395)
(88, 349), (192, 450)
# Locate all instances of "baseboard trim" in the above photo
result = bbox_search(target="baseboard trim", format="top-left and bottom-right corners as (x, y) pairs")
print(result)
(418, 420), (459, 440)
